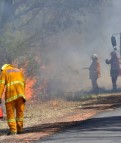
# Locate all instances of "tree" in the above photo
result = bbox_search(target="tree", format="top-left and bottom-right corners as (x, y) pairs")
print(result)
(0, 0), (112, 97)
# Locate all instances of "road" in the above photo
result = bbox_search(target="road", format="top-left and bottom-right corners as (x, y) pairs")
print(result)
(40, 107), (121, 143)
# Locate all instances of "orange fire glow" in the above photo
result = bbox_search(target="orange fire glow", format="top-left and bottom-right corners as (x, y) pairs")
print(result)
(20, 62), (48, 100)
(25, 78), (36, 99)
(20, 67), (37, 100)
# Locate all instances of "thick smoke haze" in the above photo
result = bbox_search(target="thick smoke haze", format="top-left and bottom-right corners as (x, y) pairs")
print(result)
(41, 0), (121, 93)
(1, 1), (121, 96)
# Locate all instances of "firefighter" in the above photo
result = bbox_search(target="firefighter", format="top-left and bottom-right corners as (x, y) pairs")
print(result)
(89, 54), (101, 94)
(0, 63), (26, 135)
(105, 51), (120, 91)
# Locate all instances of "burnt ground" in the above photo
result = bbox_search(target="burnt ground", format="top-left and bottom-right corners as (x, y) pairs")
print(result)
(1, 93), (121, 142)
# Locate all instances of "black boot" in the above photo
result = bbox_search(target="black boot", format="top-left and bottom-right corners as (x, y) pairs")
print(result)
(7, 131), (17, 136)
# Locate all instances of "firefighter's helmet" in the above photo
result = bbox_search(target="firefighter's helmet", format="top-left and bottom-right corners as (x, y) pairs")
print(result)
(91, 54), (98, 60)
(1, 64), (10, 71)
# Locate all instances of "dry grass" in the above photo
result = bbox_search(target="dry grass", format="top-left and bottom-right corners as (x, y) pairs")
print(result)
(0, 97), (96, 142)
(1, 93), (121, 142)
(24, 99), (81, 127)
(0, 92), (115, 131)
(0, 99), (81, 131)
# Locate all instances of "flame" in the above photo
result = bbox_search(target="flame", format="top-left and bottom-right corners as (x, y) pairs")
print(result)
(25, 78), (36, 99)
(20, 68), (36, 100)
(20, 63), (48, 100)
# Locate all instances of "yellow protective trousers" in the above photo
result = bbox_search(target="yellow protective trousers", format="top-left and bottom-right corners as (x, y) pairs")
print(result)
(5, 97), (25, 133)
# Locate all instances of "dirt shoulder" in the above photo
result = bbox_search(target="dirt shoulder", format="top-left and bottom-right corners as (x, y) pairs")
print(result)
(1, 93), (121, 142)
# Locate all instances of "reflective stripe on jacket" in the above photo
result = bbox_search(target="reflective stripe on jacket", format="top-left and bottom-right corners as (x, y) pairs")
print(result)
(0, 64), (25, 103)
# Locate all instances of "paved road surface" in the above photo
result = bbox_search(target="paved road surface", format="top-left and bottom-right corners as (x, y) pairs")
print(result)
(40, 107), (121, 143)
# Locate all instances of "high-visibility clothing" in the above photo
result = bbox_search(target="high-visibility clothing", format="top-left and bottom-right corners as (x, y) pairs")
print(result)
(0, 64), (26, 133)
(89, 58), (100, 94)
(89, 59), (100, 80)
(6, 97), (25, 133)
(0, 64), (26, 103)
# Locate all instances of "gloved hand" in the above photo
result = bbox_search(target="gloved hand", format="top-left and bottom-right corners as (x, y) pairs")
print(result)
(0, 98), (1, 104)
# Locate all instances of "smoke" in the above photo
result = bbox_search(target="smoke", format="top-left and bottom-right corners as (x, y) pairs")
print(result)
(100, 0), (121, 90)
(42, 31), (107, 94)
(8, 0), (116, 98)
(38, 0), (121, 95)
(2, 0), (121, 97)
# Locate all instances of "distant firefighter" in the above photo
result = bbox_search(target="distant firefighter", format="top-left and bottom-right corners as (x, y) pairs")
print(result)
(89, 54), (101, 94)
(105, 51), (120, 91)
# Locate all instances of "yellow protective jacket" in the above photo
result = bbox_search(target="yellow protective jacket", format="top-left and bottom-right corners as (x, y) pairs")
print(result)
(0, 64), (26, 103)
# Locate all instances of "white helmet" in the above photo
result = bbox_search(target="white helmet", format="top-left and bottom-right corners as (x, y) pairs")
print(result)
(92, 54), (98, 59)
